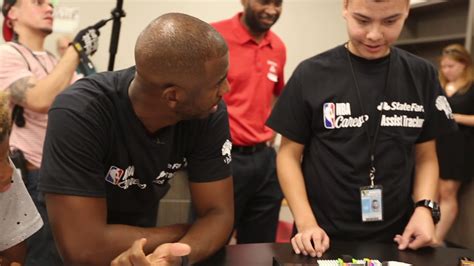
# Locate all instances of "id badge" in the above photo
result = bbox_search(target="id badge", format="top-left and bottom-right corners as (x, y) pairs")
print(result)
(360, 185), (383, 222)
(267, 72), (278, 82)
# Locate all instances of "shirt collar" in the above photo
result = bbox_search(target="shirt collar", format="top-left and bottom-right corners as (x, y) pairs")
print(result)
(231, 12), (273, 47)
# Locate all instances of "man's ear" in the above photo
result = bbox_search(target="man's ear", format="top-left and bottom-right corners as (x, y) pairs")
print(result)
(342, 3), (348, 20)
(7, 6), (19, 22)
(163, 86), (179, 109)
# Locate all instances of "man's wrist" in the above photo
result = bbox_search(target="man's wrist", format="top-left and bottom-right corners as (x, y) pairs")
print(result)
(70, 42), (85, 56)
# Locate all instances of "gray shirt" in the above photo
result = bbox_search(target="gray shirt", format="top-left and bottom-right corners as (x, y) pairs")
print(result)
(0, 159), (43, 251)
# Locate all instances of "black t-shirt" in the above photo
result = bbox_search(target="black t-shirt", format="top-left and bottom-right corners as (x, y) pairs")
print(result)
(448, 84), (474, 133)
(348, 51), (389, 134)
(267, 45), (456, 242)
(39, 67), (232, 227)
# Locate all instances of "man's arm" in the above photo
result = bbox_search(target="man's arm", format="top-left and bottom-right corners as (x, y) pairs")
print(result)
(0, 241), (26, 265)
(45, 194), (190, 266)
(46, 176), (233, 266)
(7, 47), (79, 113)
(395, 139), (438, 250)
(176, 176), (234, 264)
(278, 137), (329, 258)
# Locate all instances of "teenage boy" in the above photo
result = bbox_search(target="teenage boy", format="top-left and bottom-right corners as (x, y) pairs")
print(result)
(267, 0), (456, 257)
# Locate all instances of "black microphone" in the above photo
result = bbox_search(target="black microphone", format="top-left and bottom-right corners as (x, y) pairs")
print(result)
(92, 18), (113, 30)
(77, 17), (113, 76)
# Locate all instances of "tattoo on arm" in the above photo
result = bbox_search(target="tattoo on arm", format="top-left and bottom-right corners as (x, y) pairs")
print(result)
(8, 77), (35, 105)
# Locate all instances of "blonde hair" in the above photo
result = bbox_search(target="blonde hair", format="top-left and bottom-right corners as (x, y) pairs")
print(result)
(439, 44), (474, 94)
(0, 92), (10, 142)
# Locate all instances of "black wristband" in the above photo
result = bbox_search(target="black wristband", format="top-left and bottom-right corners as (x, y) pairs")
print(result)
(181, 255), (189, 266)
(70, 42), (84, 56)
(414, 199), (440, 224)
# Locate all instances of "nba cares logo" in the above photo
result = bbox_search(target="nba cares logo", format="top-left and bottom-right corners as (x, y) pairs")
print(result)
(105, 166), (124, 185)
(323, 103), (336, 129)
(322, 102), (365, 129)
(105, 165), (147, 190)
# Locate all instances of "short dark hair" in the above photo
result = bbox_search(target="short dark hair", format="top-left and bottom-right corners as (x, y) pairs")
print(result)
(2, 0), (17, 41)
(135, 13), (228, 78)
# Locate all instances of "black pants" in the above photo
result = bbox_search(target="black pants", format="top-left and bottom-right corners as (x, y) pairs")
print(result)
(25, 170), (63, 266)
(232, 146), (283, 243)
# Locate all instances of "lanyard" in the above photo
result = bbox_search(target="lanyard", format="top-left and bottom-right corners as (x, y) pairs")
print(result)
(345, 44), (393, 187)
(12, 41), (54, 75)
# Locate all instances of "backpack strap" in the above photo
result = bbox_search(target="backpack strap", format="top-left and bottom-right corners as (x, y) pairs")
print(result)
(6, 42), (30, 127)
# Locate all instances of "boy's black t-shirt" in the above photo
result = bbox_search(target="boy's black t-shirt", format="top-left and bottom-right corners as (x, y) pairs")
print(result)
(267, 45), (456, 241)
(39, 67), (233, 227)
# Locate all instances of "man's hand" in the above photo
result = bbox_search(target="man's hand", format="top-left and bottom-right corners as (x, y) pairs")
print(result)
(111, 238), (191, 266)
(291, 225), (330, 258)
(147, 241), (191, 266)
(394, 207), (435, 250)
(0, 256), (21, 266)
(72, 25), (100, 57)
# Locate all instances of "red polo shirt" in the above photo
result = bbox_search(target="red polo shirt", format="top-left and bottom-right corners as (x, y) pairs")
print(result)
(212, 13), (286, 146)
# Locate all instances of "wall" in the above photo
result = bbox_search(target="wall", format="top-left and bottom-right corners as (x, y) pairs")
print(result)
(1, 0), (347, 79)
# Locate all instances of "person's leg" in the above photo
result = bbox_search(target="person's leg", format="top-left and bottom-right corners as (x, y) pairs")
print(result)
(231, 151), (257, 243)
(236, 147), (283, 243)
(435, 178), (462, 245)
(25, 170), (63, 266)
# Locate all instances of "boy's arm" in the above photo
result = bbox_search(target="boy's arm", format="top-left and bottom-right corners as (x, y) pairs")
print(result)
(278, 136), (329, 258)
(395, 139), (438, 250)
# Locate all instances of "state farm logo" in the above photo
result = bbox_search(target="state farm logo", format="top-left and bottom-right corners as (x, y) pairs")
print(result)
(377, 101), (424, 112)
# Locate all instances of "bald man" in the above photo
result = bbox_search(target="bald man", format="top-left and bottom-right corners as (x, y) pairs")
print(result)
(38, 13), (233, 265)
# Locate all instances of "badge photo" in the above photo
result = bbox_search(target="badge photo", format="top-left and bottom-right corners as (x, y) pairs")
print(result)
(360, 185), (383, 222)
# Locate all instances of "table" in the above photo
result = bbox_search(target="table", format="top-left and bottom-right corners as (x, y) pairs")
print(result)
(197, 241), (474, 266)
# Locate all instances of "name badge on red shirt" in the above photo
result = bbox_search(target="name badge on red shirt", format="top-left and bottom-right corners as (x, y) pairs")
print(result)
(267, 60), (279, 82)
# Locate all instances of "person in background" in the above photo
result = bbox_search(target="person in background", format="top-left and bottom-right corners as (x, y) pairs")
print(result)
(0, 92), (43, 266)
(266, 0), (457, 257)
(56, 34), (97, 77)
(435, 43), (474, 246)
(211, 0), (286, 244)
(0, 0), (100, 264)
(39, 13), (233, 265)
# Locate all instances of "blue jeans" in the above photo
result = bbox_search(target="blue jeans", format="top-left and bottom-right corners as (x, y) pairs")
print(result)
(25, 170), (63, 266)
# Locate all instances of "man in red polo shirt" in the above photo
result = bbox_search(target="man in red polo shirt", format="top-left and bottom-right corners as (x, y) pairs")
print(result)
(212, 0), (286, 243)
